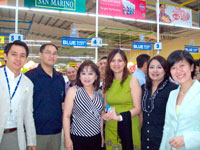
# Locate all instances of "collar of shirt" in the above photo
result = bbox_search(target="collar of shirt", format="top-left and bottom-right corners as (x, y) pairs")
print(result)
(5, 66), (22, 83)
(37, 64), (60, 78)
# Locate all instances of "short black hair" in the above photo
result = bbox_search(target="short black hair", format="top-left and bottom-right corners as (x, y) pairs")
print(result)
(160, 4), (166, 8)
(100, 56), (107, 61)
(167, 50), (196, 78)
(76, 60), (100, 90)
(136, 54), (150, 68)
(40, 43), (58, 53)
(4, 40), (29, 57)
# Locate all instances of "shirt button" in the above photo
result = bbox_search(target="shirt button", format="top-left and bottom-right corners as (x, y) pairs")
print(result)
(148, 105), (150, 108)
(147, 146), (150, 149)
(147, 138), (150, 141)
(147, 130), (150, 133)
(147, 122), (149, 124)
(148, 114), (150, 116)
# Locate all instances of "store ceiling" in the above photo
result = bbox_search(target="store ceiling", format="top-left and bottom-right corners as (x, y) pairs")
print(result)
(0, 0), (199, 63)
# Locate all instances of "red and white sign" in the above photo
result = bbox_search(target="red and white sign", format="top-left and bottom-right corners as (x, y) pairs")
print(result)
(0, 0), (7, 5)
(159, 4), (192, 27)
(99, 0), (146, 20)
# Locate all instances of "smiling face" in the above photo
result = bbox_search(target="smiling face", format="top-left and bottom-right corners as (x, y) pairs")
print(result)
(79, 66), (97, 87)
(39, 45), (58, 67)
(170, 59), (193, 85)
(160, 4), (166, 15)
(4, 45), (27, 75)
(110, 53), (126, 75)
(148, 59), (165, 84)
(66, 67), (77, 82)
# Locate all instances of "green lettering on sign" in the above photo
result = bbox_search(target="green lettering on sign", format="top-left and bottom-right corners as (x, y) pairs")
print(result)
(24, 0), (85, 13)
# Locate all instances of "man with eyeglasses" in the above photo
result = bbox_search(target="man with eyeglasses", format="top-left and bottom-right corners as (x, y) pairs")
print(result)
(25, 43), (65, 150)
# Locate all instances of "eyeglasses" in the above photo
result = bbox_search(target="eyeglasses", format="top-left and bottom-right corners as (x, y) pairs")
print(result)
(42, 50), (58, 56)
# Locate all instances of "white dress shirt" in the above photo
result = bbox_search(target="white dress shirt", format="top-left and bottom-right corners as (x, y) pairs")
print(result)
(5, 66), (22, 129)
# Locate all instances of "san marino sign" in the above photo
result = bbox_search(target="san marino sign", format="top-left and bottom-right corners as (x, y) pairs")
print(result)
(24, 0), (86, 13)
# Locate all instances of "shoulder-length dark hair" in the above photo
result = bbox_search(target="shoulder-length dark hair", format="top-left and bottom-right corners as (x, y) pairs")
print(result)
(76, 60), (100, 90)
(146, 55), (169, 89)
(167, 50), (196, 79)
(103, 49), (130, 93)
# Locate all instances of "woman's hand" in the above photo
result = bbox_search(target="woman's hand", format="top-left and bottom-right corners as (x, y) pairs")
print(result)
(102, 107), (120, 121)
(169, 136), (184, 149)
(65, 138), (73, 150)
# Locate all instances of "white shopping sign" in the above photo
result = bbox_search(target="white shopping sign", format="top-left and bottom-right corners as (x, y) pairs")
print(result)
(9, 33), (23, 43)
(154, 42), (162, 50)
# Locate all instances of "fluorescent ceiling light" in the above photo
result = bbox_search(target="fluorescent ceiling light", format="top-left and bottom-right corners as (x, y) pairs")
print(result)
(159, 22), (174, 26)
(0, 5), (29, 10)
(120, 48), (131, 51)
(27, 44), (42, 47)
(88, 13), (96, 17)
(87, 43), (108, 46)
(191, 26), (200, 30)
(61, 11), (87, 16)
(73, 46), (96, 49)
(136, 19), (156, 24)
(28, 55), (93, 59)
(0, 5), (16, 10)
(30, 8), (59, 13)
(23, 40), (51, 43)
(98, 15), (114, 19)
(35, 40), (51, 43)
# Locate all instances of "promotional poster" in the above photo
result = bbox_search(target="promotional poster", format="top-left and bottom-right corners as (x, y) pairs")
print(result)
(99, 0), (146, 20)
(159, 3), (192, 27)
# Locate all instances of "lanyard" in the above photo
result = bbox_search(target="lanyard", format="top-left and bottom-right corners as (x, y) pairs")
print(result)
(4, 66), (22, 100)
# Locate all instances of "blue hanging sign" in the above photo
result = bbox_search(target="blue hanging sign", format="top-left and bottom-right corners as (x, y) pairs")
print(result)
(132, 42), (153, 50)
(184, 45), (199, 53)
(62, 39), (87, 47)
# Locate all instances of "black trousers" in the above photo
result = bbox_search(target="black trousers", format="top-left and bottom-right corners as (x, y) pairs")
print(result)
(71, 133), (102, 150)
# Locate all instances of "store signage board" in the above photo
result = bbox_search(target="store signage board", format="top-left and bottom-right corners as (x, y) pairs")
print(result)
(9, 33), (23, 43)
(0, 36), (5, 44)
(24, 0), (86, 13)
(91, 37), (102, 47)
(159, 3), (192, 27)
(0, 50), (4, 58)
(62, 39), (87, 47)
(99, 0), (146, 20)
(184, 45), (199, 53)
(0, 0), (7, 5)
(154, 42), (162, 50)
(132, 42), (153, 50)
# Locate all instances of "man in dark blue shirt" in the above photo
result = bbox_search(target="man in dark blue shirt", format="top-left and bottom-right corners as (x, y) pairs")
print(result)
(25, 43), (65, 150)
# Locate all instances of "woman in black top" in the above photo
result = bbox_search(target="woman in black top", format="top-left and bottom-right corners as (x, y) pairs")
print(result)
(141, 56), (178, 150)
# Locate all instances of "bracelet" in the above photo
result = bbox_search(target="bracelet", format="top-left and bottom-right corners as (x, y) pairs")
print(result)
(119, 115), (123, 121)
